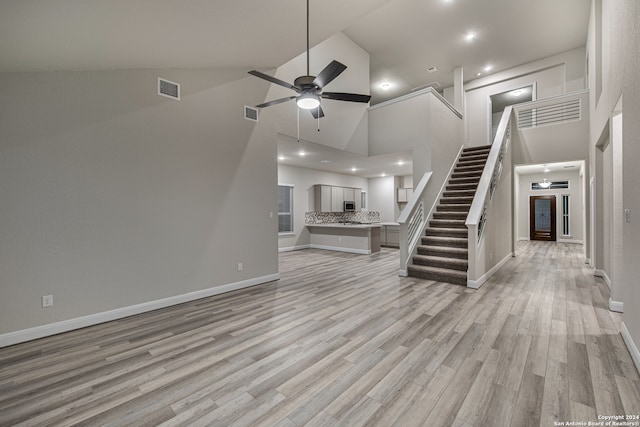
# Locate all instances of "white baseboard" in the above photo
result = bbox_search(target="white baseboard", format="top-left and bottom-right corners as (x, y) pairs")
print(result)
(278, 244), (311, 253)
(594, 269), (612, 290)
(621, 322), (640, 376)
(399, 269), (408, 277)
(467, 252), (514, 289)
(558, 239), (584, 244)
(609, 298), (624, 313)
(0, 273), (280, 349)
(309, 244), (370, 255)
(518, 237), (530, 241)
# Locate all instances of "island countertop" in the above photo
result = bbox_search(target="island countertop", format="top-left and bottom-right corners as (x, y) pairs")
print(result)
(305, 223), (381, 254)
(305, 223), (383, 229)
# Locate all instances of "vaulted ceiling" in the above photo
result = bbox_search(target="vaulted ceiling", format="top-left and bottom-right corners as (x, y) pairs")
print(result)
(1, 0), (590, 104)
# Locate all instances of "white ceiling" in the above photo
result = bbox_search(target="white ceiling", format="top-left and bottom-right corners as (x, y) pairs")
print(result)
(1, 0), (590, 178)
(278, 134), (413, 178)
(1, 0), (590, 105)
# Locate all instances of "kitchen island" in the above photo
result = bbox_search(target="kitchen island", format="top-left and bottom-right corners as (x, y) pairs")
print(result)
(305, 223), (382, 254)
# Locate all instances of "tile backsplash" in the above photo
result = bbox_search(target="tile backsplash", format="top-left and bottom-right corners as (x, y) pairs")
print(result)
(305, 211), (381, 224)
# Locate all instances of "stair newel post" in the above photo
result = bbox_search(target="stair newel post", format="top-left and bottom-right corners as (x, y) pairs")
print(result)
(399, 223), (409, 276)
(466, 223), (478, 287)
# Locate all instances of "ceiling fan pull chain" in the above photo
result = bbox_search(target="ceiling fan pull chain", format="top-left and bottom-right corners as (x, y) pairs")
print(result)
(297, 106), (300, 142)
(317, 105), (320, 132)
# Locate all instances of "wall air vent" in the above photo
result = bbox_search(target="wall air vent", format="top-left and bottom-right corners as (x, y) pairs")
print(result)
(517, 99), (581, 129)
(244, 106), (259, 122)
(158, 78), (180, 100)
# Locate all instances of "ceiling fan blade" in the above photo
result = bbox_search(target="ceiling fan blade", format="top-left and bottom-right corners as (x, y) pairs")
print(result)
(309, 106), (325, 119)
(256, 96), (296, 108)
(248, 70), (300, 92)
(312, 60), (347, 88)
(322, 92), (372, 103)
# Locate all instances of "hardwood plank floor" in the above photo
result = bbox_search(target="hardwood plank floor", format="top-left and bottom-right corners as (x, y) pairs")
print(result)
(1, 241), (639, 426)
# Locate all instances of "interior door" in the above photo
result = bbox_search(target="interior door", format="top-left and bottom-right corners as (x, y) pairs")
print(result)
(530, 195), (556, 241)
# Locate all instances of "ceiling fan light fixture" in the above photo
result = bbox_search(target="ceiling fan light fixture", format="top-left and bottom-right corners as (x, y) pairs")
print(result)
(297, 93), (320, 110)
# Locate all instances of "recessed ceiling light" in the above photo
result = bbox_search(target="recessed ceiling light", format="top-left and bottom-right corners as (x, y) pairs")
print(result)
(381, 173), (386, 177)
(511, 89), (524, 96)
(381, 82), (391, 91)
(278, 156), (285, 161)
(484, 65), (493, 72)
(397, 161), (405, 166)
(351, 167), (357, 172)
(298, 151), (306, 157)
(465, 32), (476, 41)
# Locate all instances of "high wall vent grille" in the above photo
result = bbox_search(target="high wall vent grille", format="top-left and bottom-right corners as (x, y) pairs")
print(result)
(158, 78), (180, 100)
(517, 99), (581, 129)
(244, 105), (259, 122)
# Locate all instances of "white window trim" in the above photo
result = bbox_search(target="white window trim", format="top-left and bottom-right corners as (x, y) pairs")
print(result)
(278, 184), (294, 234)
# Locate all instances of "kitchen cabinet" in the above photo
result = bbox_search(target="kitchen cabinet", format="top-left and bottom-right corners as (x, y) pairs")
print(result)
(331, 187), (344, 212)
(319, 185), (331, 211)
(355, 189), (362, 211)
(397, 188), (413, 203)
(343, 187), (355, 203)
(314, 185), (362, 212)
(385, 225), (399, 247)
(380, 224), (400, 248)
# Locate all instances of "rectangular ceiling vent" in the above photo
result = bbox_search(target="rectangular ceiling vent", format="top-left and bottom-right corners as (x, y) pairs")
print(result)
(244, 105), (259, 122)
(158, 78), (180, 100)
(426, 66), (438, 73)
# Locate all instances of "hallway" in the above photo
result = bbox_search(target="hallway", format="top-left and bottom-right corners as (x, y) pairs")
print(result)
(0, 242), (639, 426)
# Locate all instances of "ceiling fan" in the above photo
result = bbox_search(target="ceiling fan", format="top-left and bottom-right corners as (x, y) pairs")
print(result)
(248, 0), (371, 119)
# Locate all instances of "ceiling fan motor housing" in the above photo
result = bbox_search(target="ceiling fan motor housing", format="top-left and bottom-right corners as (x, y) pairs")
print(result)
(294, 75), (320, 93)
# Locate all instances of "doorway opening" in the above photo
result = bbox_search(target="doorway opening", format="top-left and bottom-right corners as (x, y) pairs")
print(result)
(530, 195), (556, 241)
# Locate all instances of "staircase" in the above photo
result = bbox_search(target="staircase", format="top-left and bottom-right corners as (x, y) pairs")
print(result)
(407, 145), (492, 285)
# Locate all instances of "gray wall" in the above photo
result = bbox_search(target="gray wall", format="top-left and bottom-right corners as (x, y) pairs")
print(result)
(587, 0), (640, 365)
(368, 90), (464, 221)
(277, 164), (368, 251)
(0, 69), (279, 336)
(367, 176), (396, 223)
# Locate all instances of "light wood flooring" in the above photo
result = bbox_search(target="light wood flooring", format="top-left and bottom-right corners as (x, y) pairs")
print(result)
(1, 241), (639, 426)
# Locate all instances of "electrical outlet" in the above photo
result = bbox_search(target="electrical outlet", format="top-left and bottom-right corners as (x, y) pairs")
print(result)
(269, 211), (273, 219)
(42, 295), (53, 308)
(237, 262), (243, 271)
(625, 209), (631, 223)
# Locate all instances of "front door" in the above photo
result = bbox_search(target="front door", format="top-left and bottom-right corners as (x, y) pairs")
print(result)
(530, 195), (556, 241)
